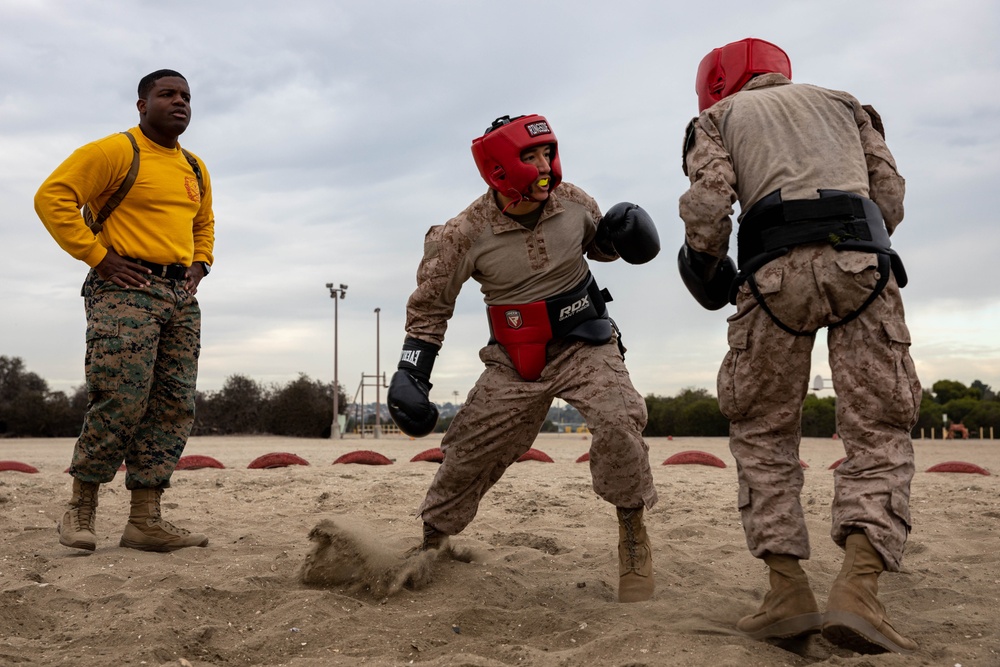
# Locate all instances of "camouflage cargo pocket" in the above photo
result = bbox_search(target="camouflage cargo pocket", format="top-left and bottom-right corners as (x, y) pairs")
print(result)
(84, 319), (121, 391)
(881, 319), (920, 429)
(890, 487), (912, 534)
(602, 355), (648, 427)
(830, 251), (880, 318)
(717, 322), (749, 420)
(737, 478), (751, 512)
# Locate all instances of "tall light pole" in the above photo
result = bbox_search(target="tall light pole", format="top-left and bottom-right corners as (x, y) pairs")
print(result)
(374, 307), (382, 439)
(326, 283), (348, 438)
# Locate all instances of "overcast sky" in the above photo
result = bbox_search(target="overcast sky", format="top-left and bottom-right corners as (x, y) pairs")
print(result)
(3, 0), (998, 406)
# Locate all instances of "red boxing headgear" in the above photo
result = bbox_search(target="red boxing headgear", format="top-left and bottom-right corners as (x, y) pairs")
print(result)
(471, 114), (562, 199)
(695, 38), (791, 112)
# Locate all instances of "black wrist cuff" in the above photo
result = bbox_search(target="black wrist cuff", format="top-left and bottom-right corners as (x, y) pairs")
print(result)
(594, 219), (616, 256)
(398, 337), (439, 382)
(685, 244), (721, 282)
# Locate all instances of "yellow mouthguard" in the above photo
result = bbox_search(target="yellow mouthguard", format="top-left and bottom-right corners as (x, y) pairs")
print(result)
(538, 178), (550, 187)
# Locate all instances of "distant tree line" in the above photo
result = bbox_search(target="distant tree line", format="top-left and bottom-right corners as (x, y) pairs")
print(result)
(192, 373), (350, 438)
(643, 388), (730, 437)
(642, 380), (1000, 438)
(0, 356), (88, 438)
(0, 356), (347, 438)
(3, 355), (998, 438)
(914, 379), (1000, 437)
(642, 389), (839, 438)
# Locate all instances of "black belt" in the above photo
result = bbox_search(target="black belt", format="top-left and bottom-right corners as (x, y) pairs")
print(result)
(124, 257), (188, 280)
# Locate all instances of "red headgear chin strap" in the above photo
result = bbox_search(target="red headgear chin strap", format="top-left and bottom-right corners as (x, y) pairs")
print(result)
(471, 114), (562, 200)
(696, 38), (791, 112)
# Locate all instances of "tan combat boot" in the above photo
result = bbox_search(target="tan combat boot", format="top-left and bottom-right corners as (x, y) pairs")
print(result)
(736, 554), (822, 639)
(822, 532), (917, 654)
(421, 522), (449, 550)
(58, 478), (100, 551)
(405, 522), (449, 557)
(119, 487), (209, 552)
(617, 507), (654, 602)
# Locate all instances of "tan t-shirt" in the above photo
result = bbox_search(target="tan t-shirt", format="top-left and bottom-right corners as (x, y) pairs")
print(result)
(679, 73), (905, 258)
(405, 182), (616, 346)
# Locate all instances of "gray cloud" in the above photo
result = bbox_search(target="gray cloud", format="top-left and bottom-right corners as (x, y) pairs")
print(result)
(4, 0), (999, 403)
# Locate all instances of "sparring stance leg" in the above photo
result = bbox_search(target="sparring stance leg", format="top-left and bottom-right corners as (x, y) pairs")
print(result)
(736, 554), (821, 639)
(59, 478), (100, 551)
(823, 532), (917, 654)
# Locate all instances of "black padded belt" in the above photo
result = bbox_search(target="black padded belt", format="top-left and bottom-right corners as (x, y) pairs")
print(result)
(734, 189), (905, 334)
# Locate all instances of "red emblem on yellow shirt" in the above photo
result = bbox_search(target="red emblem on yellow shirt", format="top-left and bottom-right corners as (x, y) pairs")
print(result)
(184, 176), (201, 203)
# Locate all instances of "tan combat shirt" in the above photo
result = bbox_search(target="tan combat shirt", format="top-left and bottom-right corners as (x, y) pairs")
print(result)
(679, 73), (905, 258)
(405, 182), (616, 346)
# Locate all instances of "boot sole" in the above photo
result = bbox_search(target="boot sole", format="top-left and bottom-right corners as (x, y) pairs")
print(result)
(57, 525), (96, 551)
(119, 536), (209, 552)
(58, 536), (96, 551)
(618, 590), (655, 603)
(822, 610), (915, 655)
(740, 612), (823, 640)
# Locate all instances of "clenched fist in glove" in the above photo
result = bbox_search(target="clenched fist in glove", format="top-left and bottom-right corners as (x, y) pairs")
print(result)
(387, 337), (440, 437)
(677, 243), (737, 311)
(595, 202), (661, 265)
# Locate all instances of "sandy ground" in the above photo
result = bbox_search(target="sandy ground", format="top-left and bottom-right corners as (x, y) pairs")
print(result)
(1, 433), (998, 667)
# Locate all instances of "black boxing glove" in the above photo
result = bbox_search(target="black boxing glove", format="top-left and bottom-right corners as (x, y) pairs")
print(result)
(387, 337), (440, 437)
(677, 243), (737, 311)
(595, 202), (661, 265)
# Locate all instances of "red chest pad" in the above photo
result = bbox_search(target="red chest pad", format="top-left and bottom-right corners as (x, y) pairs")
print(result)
(487, 300), (552, 381)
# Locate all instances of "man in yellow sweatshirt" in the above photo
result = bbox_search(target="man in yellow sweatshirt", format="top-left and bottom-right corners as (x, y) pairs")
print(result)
(35, 69), (215, 553)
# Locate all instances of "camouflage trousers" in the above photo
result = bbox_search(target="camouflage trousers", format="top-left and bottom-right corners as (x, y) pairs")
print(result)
(70, 269), (201, 490)
(718, 246), (920, 571)
(418, 337), (658, 535)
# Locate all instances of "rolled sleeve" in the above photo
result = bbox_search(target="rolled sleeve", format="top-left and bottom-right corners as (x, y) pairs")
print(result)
(679, 116), (736, 257)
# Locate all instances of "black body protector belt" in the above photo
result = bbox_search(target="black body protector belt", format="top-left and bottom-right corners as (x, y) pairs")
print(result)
(735, 189), (908, 336)
(487, 273), (621, 381)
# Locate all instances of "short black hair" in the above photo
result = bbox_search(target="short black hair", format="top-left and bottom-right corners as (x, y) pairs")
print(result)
(137, 69), (187, 99)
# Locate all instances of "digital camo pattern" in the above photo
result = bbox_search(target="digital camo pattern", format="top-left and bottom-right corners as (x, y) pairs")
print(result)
(718, 245), (919, 571)
(418, 337), (657, 535)
(70, 270), (201, 490)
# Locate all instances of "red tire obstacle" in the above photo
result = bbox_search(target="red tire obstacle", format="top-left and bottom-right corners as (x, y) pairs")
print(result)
(517, 449), (554, 463)
(829, 457), (847, 470)
(925, 461), (990, 476)
(247, 452), (310, 469)
(410, 448), (444, 463)
(333, 450), (393, 465)
(175, 455), (226, 470)
(576, 452), (590, 463)
(662, 450), (727, 468)
(0, 461), (39, 473)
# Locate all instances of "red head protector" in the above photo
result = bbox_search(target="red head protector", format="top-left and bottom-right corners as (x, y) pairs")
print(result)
(696, 38), (791, 112)
(471, 114), (562, 200)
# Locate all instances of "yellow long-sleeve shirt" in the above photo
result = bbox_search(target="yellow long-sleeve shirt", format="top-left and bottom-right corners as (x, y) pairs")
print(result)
(35, 126), (215, 268)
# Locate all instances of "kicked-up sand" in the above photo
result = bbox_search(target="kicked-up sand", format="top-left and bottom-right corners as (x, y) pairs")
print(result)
(1, 433), (998, 666)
